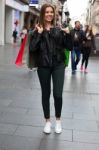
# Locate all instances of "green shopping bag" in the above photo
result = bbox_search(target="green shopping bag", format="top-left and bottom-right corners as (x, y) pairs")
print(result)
(64, 49), (70, 66)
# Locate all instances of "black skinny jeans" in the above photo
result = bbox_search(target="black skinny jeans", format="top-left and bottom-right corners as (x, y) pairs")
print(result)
(37, 64), (65, 119)
(81, 47), (91, 69)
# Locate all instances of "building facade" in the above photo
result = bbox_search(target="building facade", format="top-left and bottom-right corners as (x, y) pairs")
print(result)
(0, 0), (40, 45)
(0, 0), (28, 45)
(86, 0), (99, 34)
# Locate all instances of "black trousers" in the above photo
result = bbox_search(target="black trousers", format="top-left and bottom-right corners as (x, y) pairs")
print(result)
(81, 47), (91, 69)
(37, 64), (65, 119)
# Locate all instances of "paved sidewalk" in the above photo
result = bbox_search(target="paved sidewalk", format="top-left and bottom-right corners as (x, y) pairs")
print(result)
(0, 44), (99, 150)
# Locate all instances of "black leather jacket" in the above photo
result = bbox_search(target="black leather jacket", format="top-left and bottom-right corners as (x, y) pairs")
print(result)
(29, 27), (73, 67)
(71, 28), (85, 49)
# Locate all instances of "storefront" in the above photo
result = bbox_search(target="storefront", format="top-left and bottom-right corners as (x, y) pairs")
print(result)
(0, 0), (40, 45)
(5, 0), (29, 44)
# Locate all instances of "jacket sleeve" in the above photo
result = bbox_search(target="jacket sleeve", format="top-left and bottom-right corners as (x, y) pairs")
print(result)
(29, 30), (41, 52)
(63, 32), (73, 51)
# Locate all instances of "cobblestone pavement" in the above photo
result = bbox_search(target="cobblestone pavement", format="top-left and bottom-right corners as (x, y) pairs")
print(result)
(0, 44), (99, 150)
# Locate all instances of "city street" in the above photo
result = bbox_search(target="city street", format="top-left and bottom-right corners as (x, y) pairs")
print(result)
(0, 44), (99, 150)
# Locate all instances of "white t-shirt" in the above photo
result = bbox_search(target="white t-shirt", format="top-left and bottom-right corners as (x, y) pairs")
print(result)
(21, 29), (27, 39)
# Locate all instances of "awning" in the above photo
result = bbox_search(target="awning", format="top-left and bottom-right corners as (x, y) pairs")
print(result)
(29, 7), (40, 16)
(6, 0), (29, 12)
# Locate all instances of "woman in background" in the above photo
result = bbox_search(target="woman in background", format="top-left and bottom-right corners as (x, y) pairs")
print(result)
(80, 25), (96, 73)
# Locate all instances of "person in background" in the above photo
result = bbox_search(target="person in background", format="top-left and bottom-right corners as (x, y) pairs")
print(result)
(71, 21), (84, 74)
(80, 25), (96, 73)
(12, 28), (18, 46)
(29, 3), (72, 134)
(20, 26), (27, 44)
(62, 18), (72, 67)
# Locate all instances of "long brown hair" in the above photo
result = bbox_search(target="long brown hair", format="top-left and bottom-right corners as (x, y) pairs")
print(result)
(85, 25), (93, 36)
(39, 3), (56, 28)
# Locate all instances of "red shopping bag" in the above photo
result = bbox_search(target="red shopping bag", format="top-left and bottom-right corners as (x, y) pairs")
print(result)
(15, 34), (27, 66)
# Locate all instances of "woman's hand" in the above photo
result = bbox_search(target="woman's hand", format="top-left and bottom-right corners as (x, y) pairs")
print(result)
(35, 24), (43, 34)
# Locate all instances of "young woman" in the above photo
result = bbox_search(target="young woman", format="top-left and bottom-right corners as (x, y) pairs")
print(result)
(80, 25), (96, 73)
(29, 4), (72, 134)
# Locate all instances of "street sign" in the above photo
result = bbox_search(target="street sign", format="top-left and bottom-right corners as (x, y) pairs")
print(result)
(29, 0), (39, 6)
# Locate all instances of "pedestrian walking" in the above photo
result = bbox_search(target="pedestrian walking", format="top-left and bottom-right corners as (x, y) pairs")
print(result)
(80, 25), (96, 73)
(71, 21), (84, 74)
(12, 28), (18, 46)
(29, 3), (72, 134)
(62, 19), (73, 67)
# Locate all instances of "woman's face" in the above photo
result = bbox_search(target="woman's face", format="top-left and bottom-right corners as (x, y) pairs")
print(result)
(44, 7), (54, 23)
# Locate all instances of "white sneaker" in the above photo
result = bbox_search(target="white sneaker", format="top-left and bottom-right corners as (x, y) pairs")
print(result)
(43, 122), (51, 134)
(55, 120), (62, 134)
